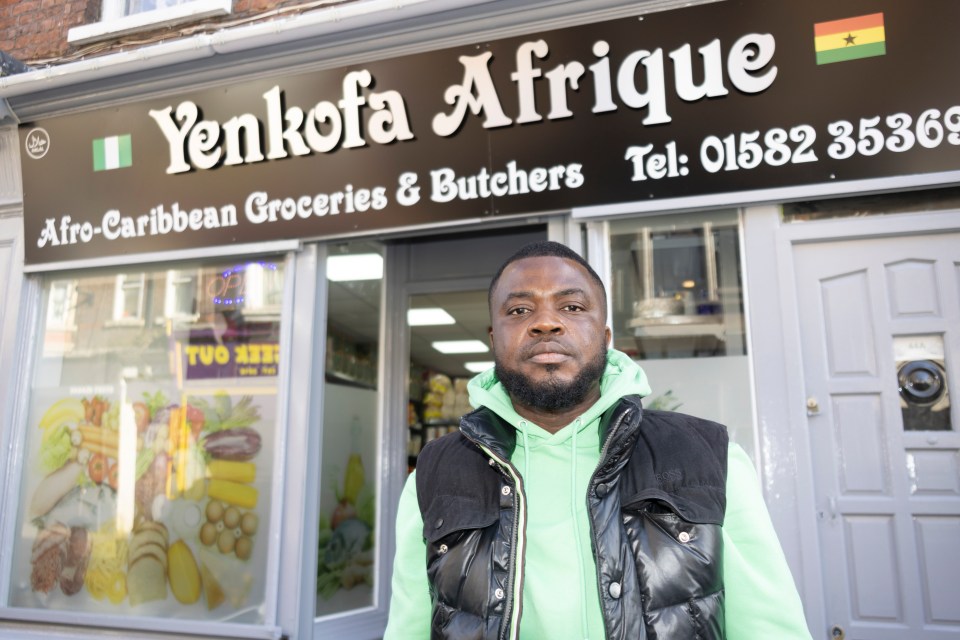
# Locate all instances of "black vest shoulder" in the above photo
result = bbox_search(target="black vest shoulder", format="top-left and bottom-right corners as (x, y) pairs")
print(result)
(620, 408), (729, 524)
(415, 426), (501, 543)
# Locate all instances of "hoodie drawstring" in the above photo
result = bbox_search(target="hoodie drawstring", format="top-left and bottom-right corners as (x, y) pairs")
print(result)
(570, 417), (590, 640)
(520, 421), (531, 484)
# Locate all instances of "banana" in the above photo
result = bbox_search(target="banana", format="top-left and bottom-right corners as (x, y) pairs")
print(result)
(38, 397), (85, 434)
(343, 453), (365, 505)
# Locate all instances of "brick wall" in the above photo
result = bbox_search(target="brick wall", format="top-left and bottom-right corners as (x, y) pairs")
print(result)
(0, 0), (349, 67)
(0, 0), (99, 62)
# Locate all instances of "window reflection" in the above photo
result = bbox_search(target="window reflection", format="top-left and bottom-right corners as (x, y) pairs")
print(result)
(316, 242), (382, 618)
(12, 258), (285, 627)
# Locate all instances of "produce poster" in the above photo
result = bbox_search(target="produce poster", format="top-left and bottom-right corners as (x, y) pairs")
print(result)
(11, 384), (276, 625)
(315, 383), (377, 615)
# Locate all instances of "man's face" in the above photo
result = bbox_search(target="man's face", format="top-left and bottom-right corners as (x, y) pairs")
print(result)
(489, 256), (611, 412)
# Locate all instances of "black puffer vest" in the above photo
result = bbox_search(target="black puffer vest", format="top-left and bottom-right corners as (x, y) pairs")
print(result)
(415, 395), (728, 640)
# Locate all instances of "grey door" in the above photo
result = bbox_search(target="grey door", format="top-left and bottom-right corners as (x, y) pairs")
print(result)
(795, 232), (960, 639)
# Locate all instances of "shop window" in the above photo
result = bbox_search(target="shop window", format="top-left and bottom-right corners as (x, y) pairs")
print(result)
(112, 272), (146, 323)
(46, 280), (77, 329)
(67, 0), (232, 45)
(316, 242), (383, 618)
(163, 268), (200, 321)
(123, 0), (202, 16)
(609, 210), (754, 454)
(8, 258), (285, 632)
(44, 280), (79, 355)
(241, 261), (284, 319)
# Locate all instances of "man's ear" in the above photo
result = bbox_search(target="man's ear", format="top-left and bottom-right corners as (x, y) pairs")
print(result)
(488, 325), (495, 349)
(604, 326), (612, 347)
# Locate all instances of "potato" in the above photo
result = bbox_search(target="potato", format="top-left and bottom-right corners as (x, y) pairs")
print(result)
(217, 529), (236, 554)
(200, 522), (217, 546)
(223, 507), (241, 529)
(240, 512), (259, 536)
(205, 500), (224, 523)
(235, 536), (253, 560)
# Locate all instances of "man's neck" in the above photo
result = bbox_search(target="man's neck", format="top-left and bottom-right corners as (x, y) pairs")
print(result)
(510, 386), (602, 435)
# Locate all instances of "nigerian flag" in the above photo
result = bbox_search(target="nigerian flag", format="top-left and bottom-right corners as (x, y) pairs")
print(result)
(92, 134), (132, 171)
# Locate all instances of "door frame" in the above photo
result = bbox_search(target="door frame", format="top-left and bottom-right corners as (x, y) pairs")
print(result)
(744, 203), (960, 637)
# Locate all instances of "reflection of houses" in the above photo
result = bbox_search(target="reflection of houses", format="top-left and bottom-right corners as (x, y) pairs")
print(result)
(41, 263), (284, 381)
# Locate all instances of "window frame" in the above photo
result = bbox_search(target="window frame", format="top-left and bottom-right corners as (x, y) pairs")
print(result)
(162, 267), (201, 323)
(111, 272), (147, 324)
(67, 0), (232, 46)
(45, 279), (77, 330)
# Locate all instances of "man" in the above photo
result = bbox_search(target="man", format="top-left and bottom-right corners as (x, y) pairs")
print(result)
(385, 241), (811, 639)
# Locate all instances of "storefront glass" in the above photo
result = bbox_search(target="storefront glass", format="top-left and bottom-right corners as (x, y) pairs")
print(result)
(609, 211), (755, 453)
(315, 242), (383, 617)
(8, 258), (285, 626)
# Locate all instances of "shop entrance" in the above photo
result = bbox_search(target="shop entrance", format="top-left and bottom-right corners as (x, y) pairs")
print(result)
(314, 225), (545, 631)
(392, 227), (547, 471)
(795, 232), (960, 639)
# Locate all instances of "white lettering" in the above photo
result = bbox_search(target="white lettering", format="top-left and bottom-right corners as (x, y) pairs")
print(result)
(727, 33), (777, 93)
(432, 52), (513, 136)
(37, 218), (60, 247)
(265, 85), (311, 160)
(430, 161), (583, 202)
(669, 40), (729, 102)
(153, 74), (413, 173)
(340, 71), (371, 149)
(222, 114), (265, 166)
(512, 40), (549, 124)
(245, 187), (388, 222)
(617, 49), (670, 125)
(149, 103), (198, 174)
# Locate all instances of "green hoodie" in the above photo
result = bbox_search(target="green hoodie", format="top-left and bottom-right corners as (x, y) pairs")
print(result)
(385, 349), (812, 640)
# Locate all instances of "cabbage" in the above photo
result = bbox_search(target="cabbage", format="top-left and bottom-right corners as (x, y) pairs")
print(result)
(39, 425), (73, 473)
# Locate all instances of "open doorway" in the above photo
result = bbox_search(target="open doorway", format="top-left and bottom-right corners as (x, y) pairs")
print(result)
(313, 225), (546, 626)
(406, 288), (491, 470)
(393, 226), (548, 472)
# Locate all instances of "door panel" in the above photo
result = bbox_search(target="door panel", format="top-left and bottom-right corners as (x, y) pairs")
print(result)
(795, 232), (960, 639)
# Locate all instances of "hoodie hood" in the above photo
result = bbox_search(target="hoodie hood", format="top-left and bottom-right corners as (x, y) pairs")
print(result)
(467, 348), (651, 438)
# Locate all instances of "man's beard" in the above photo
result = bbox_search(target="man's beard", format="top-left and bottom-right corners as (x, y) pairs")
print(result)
(495, 342), (607, 412)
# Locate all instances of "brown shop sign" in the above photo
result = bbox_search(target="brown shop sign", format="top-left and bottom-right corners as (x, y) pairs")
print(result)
(18, 0), (960, 266)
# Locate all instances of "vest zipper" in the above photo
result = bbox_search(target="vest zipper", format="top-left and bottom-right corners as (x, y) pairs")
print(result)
(586, 406), (634, 640)
(473, 442), (525, 640)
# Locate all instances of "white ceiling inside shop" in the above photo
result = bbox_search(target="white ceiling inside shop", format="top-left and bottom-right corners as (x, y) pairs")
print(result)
(327, 281), (492, 379)
(325, 225), (547, 381)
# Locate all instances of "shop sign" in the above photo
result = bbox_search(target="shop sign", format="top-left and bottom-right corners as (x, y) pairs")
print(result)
(18, 0), (960, 266)
(181, 342), (280, 379)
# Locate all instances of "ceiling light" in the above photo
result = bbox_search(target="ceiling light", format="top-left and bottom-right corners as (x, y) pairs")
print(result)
(408, 308), (456, 326)
(432, 340), (489, 354)
(464, 361), (494, 373)
(326, 254), (383, 281)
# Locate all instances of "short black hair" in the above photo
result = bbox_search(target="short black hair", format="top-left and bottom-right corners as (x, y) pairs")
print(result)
(488, 240), (607, 308)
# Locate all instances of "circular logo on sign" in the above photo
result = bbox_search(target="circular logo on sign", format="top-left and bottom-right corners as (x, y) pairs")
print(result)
(25, 128), (50, 159)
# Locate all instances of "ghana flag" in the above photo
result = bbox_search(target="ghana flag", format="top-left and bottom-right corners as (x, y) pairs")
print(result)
(814, 13), (886, 65)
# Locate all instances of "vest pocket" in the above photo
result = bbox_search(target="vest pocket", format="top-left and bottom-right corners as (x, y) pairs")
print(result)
(422, 494), (498, 543)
